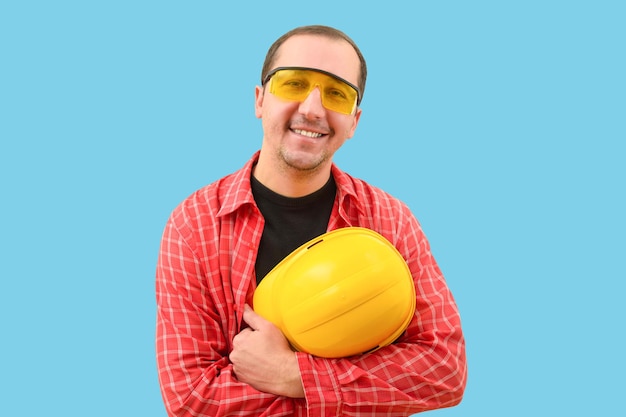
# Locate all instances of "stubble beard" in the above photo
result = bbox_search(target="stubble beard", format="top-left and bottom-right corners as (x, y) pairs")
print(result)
(277, 145), (329, 177)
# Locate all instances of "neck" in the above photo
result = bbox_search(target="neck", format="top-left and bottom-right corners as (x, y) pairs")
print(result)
(253, 152), (332, 198)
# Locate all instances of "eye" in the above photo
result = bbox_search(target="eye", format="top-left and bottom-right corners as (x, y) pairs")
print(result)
(282, 78), (309, 90)
(327, 88), (348, 100)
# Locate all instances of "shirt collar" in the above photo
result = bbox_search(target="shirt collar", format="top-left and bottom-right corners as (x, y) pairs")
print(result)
(216, 151), (365, 218)
(331, 163), (365, 218)
(215, 152), (259, 218)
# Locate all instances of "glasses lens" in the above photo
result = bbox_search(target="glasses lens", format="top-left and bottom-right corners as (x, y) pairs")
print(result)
(268, 69), (358, 114)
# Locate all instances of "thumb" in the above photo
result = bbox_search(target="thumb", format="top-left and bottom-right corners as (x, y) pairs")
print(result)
(242, 304), (266, 331)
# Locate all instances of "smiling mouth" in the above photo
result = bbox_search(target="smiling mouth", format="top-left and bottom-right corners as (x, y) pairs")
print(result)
(292, 128), (324, 138)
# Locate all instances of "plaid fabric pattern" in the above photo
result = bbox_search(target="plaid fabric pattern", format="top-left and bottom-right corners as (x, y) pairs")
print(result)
(156, 152), (466, 416)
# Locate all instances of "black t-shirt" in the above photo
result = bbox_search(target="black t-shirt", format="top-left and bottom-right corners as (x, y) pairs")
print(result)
(251, 174), (337, 284)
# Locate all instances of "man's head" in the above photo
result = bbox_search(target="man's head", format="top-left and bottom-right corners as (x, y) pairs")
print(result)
(253, 26), (367, 195)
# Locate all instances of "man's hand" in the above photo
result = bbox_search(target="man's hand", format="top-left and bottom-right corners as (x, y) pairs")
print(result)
(230, 304), (305, 398)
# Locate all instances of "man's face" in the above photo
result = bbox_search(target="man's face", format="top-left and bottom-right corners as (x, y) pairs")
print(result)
(255, 35), (362, 174)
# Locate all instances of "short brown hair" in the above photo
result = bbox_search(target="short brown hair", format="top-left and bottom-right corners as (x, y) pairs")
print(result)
(260, 25), (367, 104)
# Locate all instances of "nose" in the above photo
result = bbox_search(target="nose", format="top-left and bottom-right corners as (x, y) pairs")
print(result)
(298, 86), (325, 119)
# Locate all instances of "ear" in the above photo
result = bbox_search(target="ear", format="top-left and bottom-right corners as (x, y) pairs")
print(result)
(254, 85), (264, 119)
(346, 107), (363, 139)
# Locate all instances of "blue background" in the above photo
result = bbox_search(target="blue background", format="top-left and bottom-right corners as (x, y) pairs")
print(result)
(1, 1), (624, 415)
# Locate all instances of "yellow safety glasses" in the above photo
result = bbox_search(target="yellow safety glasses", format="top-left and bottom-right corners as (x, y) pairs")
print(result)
(263, 67), (361, 115)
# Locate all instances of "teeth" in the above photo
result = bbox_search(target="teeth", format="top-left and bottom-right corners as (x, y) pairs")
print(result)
(293, 129), (323, 138)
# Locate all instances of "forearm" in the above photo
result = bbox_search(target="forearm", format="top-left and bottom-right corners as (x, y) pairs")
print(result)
(296, 328), (466, 416)
(156, 306), (301, 416)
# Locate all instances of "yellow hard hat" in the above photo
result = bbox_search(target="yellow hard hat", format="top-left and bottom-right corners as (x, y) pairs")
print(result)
(253, 227), (416, 358)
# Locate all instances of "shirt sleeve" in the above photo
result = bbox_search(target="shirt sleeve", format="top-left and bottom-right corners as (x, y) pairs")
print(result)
(297, 209), (467, 416)
(155, 214), (303, 416)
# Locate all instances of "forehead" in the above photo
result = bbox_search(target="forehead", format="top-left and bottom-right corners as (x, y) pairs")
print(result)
(272, 35), (360, 87)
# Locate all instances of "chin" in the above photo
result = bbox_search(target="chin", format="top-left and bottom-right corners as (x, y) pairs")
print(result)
(281, 150), (328, 173)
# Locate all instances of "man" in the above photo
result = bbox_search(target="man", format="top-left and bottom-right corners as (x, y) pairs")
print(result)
(156, 25), (467, 416)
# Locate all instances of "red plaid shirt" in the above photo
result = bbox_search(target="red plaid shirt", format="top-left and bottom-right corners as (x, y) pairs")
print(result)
(156, 152), (466, 416)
